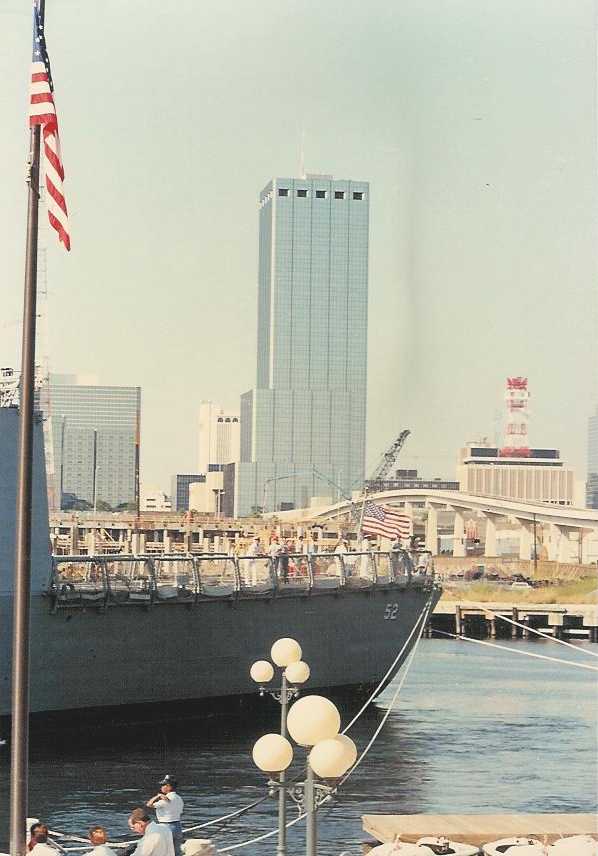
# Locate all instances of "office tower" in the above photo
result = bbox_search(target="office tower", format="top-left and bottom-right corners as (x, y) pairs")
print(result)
(233, 175), (369, 516)
(49, 374), (141, 511)
(587, 405), (598, 508)
(171, 473), (206, 512)
(198, 401), (240, 473)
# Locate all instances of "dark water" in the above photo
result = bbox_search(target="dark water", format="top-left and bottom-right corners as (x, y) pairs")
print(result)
(1, 639), (596, 855)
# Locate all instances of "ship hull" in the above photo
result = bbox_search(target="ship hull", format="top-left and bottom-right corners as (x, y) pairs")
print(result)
(0, 581), (438, 718)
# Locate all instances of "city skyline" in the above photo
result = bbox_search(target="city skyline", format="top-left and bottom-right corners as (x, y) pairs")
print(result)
(1, 1), (595, 493)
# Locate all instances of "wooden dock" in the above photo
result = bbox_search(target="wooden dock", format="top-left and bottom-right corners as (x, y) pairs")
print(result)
(429, 600), (598, 641)
(363, 813), (598, 847)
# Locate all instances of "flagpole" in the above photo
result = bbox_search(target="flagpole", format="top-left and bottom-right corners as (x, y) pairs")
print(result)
(356, 487), (368, 542)
(10, 2), (44, 853)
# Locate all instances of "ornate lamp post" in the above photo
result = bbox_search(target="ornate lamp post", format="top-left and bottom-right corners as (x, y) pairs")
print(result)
(250, 638), (310, 856)
(252, 693), (357, 856)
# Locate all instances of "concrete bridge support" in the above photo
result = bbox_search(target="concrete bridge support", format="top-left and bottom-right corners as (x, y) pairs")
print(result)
(556, 525), (574, 564)
(518, 520), (532, 561)
(483, 513), (501, 557)
(425, 505), (438, 554)
(452, 510), (466, 558)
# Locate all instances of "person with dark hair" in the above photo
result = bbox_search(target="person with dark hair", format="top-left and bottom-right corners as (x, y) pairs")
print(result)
(128, 808), (173, 856)
(29, 825), (55, 856)
(28, 823), (45, 852)
(146, 776), (183, 856)
(88, 827), (117, 856)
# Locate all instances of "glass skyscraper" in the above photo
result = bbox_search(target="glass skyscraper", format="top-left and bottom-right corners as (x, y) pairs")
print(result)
(49, 375), (141, 511)
(235, 175), (369, 516)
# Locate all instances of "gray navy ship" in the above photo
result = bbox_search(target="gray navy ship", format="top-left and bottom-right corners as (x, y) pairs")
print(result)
(0, 406), (440, 722)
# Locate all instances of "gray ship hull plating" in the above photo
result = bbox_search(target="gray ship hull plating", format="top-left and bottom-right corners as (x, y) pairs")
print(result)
(0, 580), (437, 717)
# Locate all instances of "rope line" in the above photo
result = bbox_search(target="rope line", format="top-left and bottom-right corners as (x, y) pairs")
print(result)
(433, 629), (598, 672)
(182, 798), (267, 833)
(472, 603), (598, 660)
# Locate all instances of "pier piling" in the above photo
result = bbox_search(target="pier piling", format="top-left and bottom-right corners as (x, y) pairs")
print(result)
(511, 607), (519, 638)
(455, 605), (463, 637)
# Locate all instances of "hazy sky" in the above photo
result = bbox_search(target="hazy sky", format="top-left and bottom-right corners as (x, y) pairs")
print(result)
(1, 0), (596, 492)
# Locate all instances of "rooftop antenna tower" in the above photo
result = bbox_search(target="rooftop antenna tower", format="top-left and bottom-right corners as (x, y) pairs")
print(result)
(500, 377), (531, 458)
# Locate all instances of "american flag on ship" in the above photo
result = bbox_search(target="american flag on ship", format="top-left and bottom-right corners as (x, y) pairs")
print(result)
(29, 3), (70, 251)
(362, 501), (412, 540)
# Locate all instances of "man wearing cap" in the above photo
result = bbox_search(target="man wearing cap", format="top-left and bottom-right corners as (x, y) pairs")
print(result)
(147, 776), (184, 856)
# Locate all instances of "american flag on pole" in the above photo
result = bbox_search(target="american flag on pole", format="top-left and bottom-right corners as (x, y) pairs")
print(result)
(362, 501), (412, 540)
(29, 3), (70, 251)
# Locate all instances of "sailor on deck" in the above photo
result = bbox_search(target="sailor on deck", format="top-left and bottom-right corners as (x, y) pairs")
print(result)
(146, 776), (184, 856)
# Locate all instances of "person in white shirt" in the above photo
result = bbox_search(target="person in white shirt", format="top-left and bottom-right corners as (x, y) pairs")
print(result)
(146, 776), (184, 856)
(29, 825), (59, 856)
(129, 809), (174, 856)
(246, 537), (262, 585)
(88, 826), (118, 856)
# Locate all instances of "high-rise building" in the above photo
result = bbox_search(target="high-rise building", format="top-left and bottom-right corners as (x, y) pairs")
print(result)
(587, 405), (598, 508)
(49, 374), (141, 511)
(233, 175), (369, 516)
(171, 473), (206, 512)
(198, 401), (240, 474)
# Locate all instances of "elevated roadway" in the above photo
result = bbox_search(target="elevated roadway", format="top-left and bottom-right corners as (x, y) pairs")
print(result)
(278, 489), (598, 564)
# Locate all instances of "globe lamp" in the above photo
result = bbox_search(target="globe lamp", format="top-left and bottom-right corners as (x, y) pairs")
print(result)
(252, 733), (293, 773)
(286, 695), (341, 747)
(334, 734), (358, 769)
(308, 737), (354, 779)
(271, 637), (302, 667)
(284, 660), (310, 684)
(250, 660), (274, 684)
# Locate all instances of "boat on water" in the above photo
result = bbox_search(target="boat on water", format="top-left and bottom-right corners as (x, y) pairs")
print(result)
(483, 836), (598, 855)
(369, 838), (480, 855)
(0, 406), (440, 722)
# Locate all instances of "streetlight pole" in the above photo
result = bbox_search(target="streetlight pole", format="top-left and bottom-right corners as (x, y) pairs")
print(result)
(532, 512), (538, 576)
(304, 762), (317, 856)
(250, 638), (310, 856)
(278, 671), (289, 856)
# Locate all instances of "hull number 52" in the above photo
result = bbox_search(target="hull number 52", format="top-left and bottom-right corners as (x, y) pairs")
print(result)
(384, 603), (398, 620)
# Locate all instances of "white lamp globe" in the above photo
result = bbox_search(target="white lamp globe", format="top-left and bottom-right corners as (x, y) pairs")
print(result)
(271, 637), (302, 667)
(250, 660), (274, 683)
(284, 660), (310, 684)
(252, 733), (293, 773)
(334, 734), (358, 769)
(286, 695), (341, 747)
(309, 737), (354, 778)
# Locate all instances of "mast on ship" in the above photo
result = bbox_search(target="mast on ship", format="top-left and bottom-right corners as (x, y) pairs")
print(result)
(11, 2), (69, 853)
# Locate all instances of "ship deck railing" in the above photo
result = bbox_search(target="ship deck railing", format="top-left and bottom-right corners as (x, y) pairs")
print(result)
(47, 550), (436, 609)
